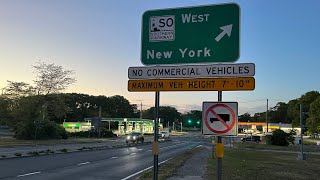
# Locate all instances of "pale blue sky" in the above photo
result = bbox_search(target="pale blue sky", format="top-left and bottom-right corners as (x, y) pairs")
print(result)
(0, 0), (319, 114)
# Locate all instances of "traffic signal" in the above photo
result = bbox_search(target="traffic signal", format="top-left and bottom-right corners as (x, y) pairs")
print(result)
(188, 119), (192, 124)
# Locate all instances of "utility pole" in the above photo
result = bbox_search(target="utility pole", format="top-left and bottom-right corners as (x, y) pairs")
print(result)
(180, 122), (182, 132)
(266, 99), (268, 133)
(140, 102), (143, 120)
(140, 102), (143, 132)
(299, 104), (305, 160)
(99, 106), (101, 138)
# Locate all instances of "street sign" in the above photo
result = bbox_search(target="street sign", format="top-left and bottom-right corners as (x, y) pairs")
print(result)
(141, 3), (240, 65)
(128, 77), (255, 91)
(202, 102), (238, 136)
(128, 63), (254, 79)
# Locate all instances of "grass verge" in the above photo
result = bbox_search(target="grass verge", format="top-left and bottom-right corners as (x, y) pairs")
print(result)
(234, 141), (320, 152)
(138, 146), (205, 180)
(0, 137), (114, 147)
(205, 148), (320, 180)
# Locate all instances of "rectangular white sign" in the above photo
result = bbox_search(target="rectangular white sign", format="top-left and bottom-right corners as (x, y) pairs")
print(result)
(128, 63), (255, 79)
(202, 102), (238, 136)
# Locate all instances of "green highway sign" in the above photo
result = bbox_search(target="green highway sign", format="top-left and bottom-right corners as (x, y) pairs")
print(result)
(141, 3), (240, 65)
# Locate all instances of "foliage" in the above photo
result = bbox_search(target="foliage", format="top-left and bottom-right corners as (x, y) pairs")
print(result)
(287, 99), (300, 127)
(270, 129), (289, 146)
(32, 62), (76, 95)
(238, 112), (251, 122)
(3, 81), (34, 99)
(181, 110), (201, 127)
(287, 129), (297, 145)
(0, 97), (12, 126)
(143, 106), (181, 127)
(306, 96), (320, 134)
(14, 120), (68, 140)
(268, 102), (289, 123)
(252, 112), (266, 122)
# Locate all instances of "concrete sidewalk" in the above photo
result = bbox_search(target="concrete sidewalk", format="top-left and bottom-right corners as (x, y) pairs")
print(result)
(168, 145), (211, 180)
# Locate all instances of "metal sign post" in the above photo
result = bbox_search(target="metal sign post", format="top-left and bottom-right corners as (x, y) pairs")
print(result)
(217, 91), (222, 180)
(153, 91), (160, 180)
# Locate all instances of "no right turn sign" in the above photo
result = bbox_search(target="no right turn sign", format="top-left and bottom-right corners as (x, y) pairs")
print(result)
(202, 102), (238, 136)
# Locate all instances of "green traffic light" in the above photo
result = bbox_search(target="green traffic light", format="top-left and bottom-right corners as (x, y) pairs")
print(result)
(188, 119), (192, 123)
(197, 121), (200, 124)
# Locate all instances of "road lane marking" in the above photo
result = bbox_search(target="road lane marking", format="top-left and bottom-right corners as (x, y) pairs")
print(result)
(147, 150), (152, 151)
(121, 158), (172, 180)
(110, 156), (118, 159)
(130, 153), (136, 155)
(137, 148), (143, 151)
(77, 162), (90, 165)
(17, 171), (41, 177)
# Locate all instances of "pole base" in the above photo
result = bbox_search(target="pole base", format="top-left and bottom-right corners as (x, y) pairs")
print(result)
(297, 153), (307, 160)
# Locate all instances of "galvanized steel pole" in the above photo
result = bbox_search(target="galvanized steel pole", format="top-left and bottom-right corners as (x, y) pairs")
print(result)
(217, 91), (222, 180)
(153, 91), (160, 180)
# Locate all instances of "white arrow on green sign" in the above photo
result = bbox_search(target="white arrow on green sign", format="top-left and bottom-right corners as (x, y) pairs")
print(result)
(141, 3), (240, 65)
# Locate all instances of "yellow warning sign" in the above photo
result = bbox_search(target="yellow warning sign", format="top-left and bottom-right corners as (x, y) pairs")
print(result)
(128, 77), (255, 92)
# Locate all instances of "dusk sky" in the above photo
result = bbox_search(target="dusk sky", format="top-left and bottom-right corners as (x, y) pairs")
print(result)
(1, 0), (319, 115)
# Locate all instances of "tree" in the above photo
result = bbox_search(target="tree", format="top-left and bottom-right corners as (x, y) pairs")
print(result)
(306, 96), (320, 134)
(287, 99), (300, 127)
(3, 81), (34, 99)
(32, 62), (76, 95)
(3, 62), (77, 140)
(268, 102), (289, 123)
(0, 96), (12, 126)
(143, 106), (181, 127)
(299, 91), (320, 113)
(238, 112), (252, 122)
(181, 110), (202, 127)
(252, 112), (266, 122)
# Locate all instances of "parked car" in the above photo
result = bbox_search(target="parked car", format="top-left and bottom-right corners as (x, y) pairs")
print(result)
(241, 135), (261, 142)
(126, 132), (144, 144)
(159, 131), (170, 139)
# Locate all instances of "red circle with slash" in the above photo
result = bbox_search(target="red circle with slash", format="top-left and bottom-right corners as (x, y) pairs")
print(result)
(204, 103), (236, 134)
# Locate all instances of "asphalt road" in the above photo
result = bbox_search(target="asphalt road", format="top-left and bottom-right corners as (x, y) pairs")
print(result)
(0, 134), (205, 180)
(0, 136), (155, 156)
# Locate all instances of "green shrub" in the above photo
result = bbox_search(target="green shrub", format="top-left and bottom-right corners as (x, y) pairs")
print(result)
(59, 148), (68, 153)
(15, 120), (68, 140)
(271, 129), (289, 146)
(14, 153), (22, 156)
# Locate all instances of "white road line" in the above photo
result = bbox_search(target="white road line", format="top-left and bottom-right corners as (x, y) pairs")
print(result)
(137, 149), (143, 151)
(77, 162), (90, 166)
(110, 156), (118, 159)
(147, 150), (152, 151)
(121, 158), (172, 180)
(130, 153), (136, 155)
(17, 171), (41, 177)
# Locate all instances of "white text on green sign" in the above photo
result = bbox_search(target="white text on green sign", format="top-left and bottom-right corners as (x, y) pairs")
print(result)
(141, 3), (240, 65)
